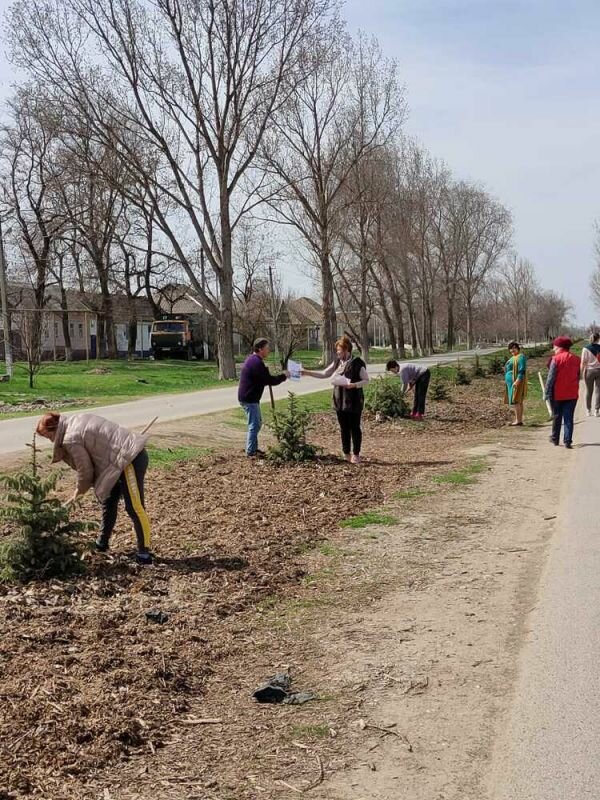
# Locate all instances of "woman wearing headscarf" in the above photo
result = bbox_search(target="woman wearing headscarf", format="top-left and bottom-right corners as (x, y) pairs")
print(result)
(544, 336), (581, 449)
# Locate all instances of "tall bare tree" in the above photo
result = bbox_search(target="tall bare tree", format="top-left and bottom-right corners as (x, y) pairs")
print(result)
(500, 254), (539, 342)
(0, 87), (65, 361)
(459, 185), (512, 347)
(263, 29), (403, 362)
(9, 0), (336, 378)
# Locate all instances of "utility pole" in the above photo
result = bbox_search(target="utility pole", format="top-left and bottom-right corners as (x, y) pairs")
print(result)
(0, 214), (13, 379)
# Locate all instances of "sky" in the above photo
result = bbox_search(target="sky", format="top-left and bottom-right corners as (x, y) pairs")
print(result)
(0, 0), (598, 322)
(341, 0), (600, 324)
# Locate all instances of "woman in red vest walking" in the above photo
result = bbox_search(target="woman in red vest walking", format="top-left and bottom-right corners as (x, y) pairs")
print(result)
(544, 336), (581, 449)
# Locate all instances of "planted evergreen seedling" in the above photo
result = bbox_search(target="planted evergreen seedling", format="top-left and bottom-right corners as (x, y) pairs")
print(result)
(454, 362), (471, 386)
(267, 393), (320, 462)
(0, 435), (94, 582)
(365, 376), (409, 419)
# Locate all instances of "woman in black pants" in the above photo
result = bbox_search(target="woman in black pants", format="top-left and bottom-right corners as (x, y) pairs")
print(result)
(386, 360), (431, 420)
(302, 336), (369, 464)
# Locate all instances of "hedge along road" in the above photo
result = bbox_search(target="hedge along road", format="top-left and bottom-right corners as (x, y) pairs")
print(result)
(0, 348), (500, 459)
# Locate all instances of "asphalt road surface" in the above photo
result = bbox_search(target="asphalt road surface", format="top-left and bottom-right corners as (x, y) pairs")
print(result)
(0, 348), (498, 459)
(491, 411), (600, 799)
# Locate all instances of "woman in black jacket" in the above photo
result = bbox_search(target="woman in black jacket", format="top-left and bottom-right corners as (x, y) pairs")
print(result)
(302, 336), (369, 464)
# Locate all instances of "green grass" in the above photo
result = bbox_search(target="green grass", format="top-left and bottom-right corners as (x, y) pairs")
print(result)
(340, 510), (397, 529)
(147, 444), (213, 467)
(433, 460), (487, 486)
(394, 488), (434, 500)
(521, 363), (553, 427)
(318, 541), (344, 557)
(290, 723), (330, 740)
(0, 359), (229, 414)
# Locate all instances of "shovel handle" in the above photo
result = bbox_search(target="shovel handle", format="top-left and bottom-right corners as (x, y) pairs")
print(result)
(141, 416), (159, 435)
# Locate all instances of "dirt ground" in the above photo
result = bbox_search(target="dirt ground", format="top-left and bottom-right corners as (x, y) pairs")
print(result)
(0, 370), (558, 799)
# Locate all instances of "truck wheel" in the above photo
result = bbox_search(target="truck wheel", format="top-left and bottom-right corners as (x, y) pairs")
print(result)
(186, 346), (193, 361)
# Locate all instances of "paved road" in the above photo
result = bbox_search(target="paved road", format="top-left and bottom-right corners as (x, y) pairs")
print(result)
(491, 412), (600, 799)
(0, 348), (498, 458)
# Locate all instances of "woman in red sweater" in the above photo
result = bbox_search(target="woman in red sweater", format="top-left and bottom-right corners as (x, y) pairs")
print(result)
(544, 337), (581, 449)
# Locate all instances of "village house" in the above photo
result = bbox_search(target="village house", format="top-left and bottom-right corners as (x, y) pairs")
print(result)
(0, 284), (155, 361)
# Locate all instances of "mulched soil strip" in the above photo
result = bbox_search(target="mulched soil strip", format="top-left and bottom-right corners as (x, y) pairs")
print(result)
(0, 375), (512, 798)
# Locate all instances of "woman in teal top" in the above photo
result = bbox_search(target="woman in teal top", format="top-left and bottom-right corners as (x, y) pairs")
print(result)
(504, 341), (528, 426)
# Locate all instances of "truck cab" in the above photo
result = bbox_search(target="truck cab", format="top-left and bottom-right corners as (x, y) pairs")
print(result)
(151, 315), (195, 360)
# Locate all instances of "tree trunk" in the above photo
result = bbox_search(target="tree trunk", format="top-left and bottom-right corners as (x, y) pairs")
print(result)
(321, 251), (337, 365)
(127, 299), (138, 359)
(408, 302), (421, 355)
(446, 296), (455, 351)
(59, 286), (73, 362)
(374, 280), (398, 358)
(96, 274), (117, 359)
(217, 203), (237, 379)
(377, 258), (406, 359)
(466, 299), (474, 349)
(359, 286), (370, 364)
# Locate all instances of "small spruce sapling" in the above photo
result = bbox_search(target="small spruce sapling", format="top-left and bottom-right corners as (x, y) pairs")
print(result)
(0, 435), (94, 582)
(487, 354), (505, 375)
(454, 360), (471, 386)
(365, 376), (409, 419)
(267, 393), (320, 462)
(471, 354), (487, 379)
(430, 367), (451, 401)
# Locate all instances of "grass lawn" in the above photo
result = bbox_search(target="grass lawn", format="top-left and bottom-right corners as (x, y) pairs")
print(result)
(0, 359), (228, 412)
(340, 510), (398, 529)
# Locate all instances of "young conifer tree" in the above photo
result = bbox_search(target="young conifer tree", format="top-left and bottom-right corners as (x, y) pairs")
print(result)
(0, 435), (93, 582)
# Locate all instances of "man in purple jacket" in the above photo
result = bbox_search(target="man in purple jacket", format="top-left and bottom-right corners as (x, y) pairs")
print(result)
(238, 339), (288, 456)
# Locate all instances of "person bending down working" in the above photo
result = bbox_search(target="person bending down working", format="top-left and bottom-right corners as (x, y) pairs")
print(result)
(36, 412), (153, 564)
(386, 360), (430, 420)
(544, 336), (581, 450)
(302, 336), (369, 464)
(238, 338), (288, 457)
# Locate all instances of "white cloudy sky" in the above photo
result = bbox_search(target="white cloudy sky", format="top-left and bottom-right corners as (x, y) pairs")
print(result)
(0, 0), (598, 322)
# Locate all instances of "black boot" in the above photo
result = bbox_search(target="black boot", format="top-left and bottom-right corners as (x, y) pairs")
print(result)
(95, 535), (110, 552)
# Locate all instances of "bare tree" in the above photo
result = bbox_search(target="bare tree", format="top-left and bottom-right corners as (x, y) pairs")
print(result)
(263, 29), (403, 362)
(533, 290), (571, 341)
(8, 0), (337, 378)
(459, 185), (512, 348)
(500, 254), (539, 342)
(0, 87), (65, 362)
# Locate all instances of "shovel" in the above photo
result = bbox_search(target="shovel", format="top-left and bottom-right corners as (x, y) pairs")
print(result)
(538, 372), (553, 418)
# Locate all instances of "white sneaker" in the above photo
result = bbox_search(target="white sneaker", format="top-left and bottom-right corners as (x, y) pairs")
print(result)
(586, 410), (592, 417)
(595, 410), (600, 418)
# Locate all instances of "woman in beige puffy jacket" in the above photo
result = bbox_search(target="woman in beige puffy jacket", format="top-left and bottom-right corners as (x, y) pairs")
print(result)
(36, 412), (153, 565)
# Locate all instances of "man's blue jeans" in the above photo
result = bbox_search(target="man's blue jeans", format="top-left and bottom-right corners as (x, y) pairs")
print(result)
(241, 402), (262, 455)
(551, 398), (577, 445)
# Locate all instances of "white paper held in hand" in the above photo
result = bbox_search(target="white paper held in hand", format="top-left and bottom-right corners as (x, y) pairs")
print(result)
(331, 374), (351, 387)
(288, 359), (302, 381)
